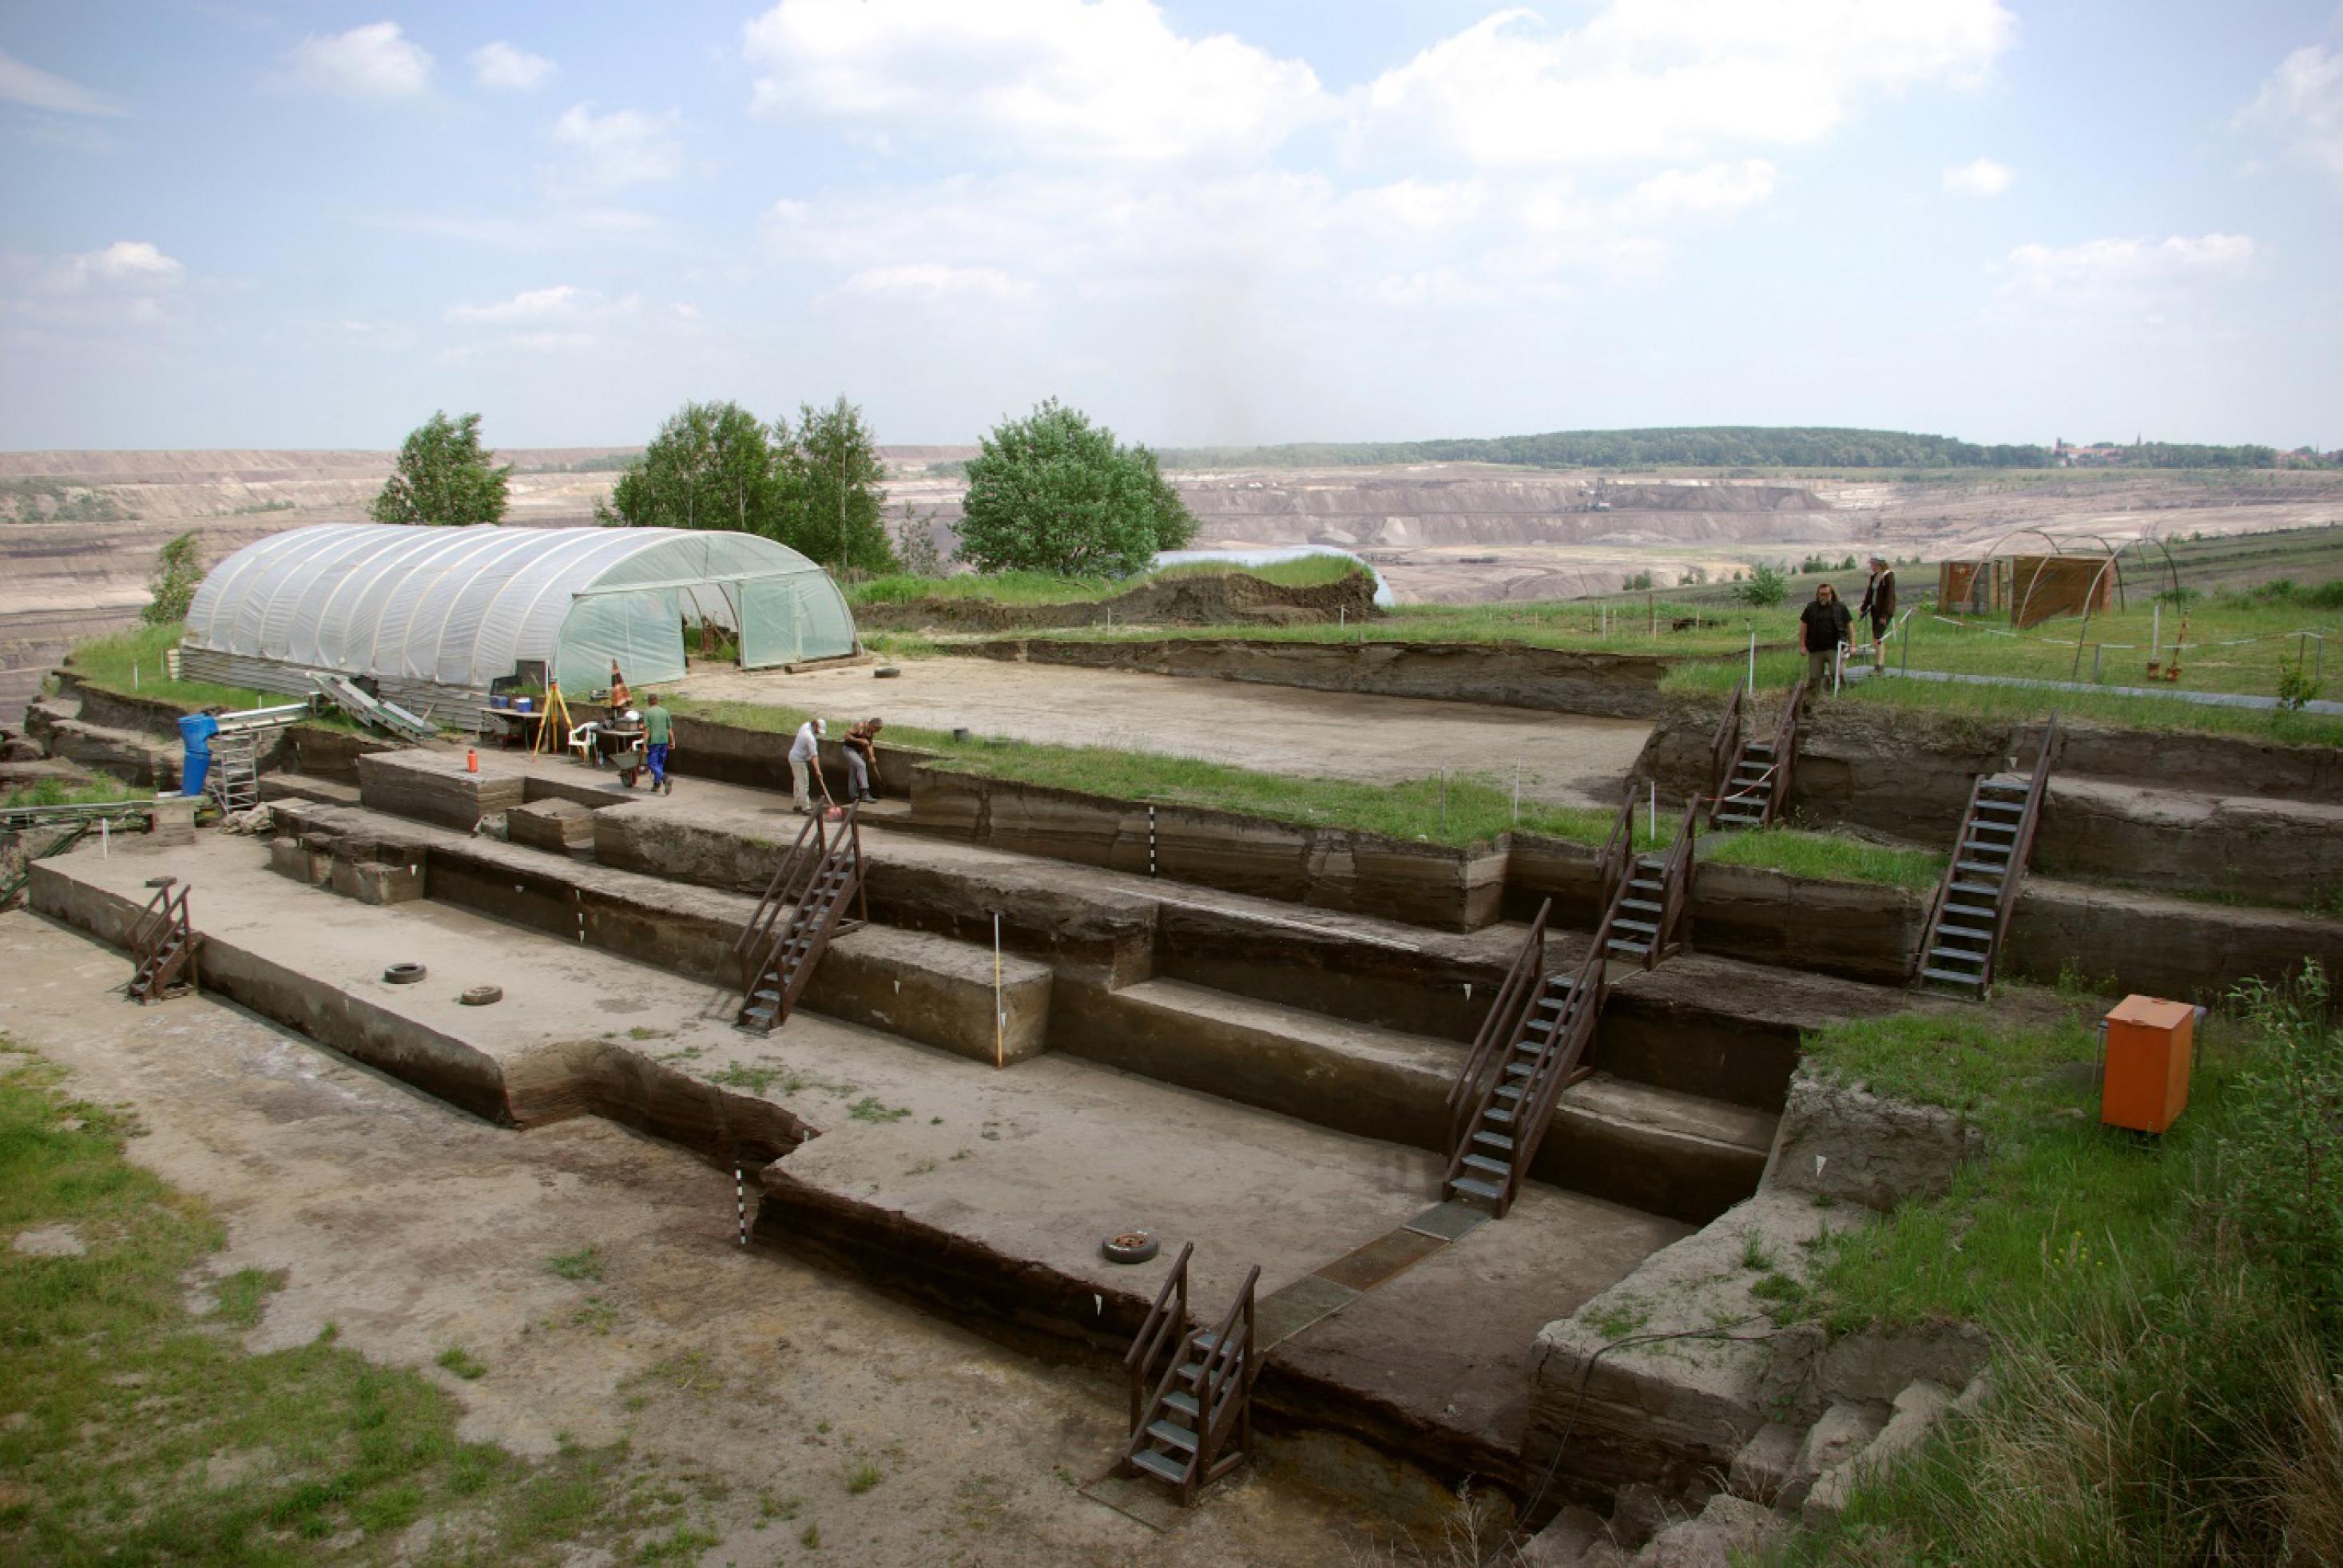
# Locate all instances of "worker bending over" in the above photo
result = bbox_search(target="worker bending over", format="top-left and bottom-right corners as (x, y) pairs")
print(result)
(841, 717), (884, 803)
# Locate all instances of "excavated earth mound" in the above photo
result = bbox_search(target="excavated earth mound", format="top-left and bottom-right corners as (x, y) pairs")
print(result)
(852, 568), (1382, 632)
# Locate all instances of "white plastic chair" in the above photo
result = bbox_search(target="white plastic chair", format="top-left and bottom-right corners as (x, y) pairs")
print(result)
(568, 720), (601, 764)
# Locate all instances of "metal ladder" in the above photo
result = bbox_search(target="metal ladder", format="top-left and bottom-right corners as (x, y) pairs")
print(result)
(734, 805), (866, 1032)
(125, 878), (199, 1003)
(1709, 677), (1809, 831)
(208, 731), (260, 814)
(1912, 716), (2061, 998)
(1122, 1244), (1261, 1505)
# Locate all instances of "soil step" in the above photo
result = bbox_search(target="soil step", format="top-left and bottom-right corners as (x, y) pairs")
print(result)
(1082, 977), (1773, 1225)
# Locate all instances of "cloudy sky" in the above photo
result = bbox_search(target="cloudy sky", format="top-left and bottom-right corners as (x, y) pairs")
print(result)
(3, 1), (2341, 451)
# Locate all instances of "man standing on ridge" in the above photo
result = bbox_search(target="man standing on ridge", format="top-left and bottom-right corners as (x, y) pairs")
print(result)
(1857, 555), (1897, 671)
(1797, 580), (1852, 713)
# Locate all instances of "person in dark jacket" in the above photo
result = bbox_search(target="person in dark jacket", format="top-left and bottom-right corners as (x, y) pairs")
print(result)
(1857, 555), (1897, 669)
(1798, 582), (1852, 709)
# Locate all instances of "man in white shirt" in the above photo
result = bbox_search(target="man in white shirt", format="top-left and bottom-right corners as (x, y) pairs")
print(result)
(788, 717), (826, 814)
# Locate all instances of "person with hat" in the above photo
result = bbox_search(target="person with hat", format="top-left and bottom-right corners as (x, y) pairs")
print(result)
(788, 717), (827, 814)
(1857, 555), (1897, 671)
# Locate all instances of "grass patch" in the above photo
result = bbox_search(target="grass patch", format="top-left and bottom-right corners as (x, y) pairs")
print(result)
(1704, 826), (1944, 890)
(61, 620), (272, 714)
(0, 1040), (702, 1564)
(1024, 596), (1777, 657)
(843, 1461), (882, 1495)
(549, 1244), (605, 1283)
(1, 776), (152, 812)
(846, 1097), (910, 1124)
(1769, 979), (2343, 1563)
(435, 1345), (486, 1381)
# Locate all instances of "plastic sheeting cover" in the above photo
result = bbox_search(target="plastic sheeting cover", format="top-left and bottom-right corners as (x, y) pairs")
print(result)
(1148, 546), (1396, 608)
(184, 522), (855, 691)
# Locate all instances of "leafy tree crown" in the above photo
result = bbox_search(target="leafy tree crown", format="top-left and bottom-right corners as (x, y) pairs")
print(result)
(371, 411), (510, 526)
(955, 399), (1195, 577)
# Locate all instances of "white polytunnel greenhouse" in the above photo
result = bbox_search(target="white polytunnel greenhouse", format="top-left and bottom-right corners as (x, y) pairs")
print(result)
(178, 523), (856, 716)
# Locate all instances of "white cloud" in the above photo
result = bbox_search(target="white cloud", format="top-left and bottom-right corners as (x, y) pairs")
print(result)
(471, 42), (556, 92)
(2241, 43), (2343, 184)
(1616, 159), (1778, 220)
(445, 284), (596, 324)
(0, 46), (127, 116)
(1999, 233), (2258, 307)
(553, 105), (684, 188)
(47, 240), (185, 292)
(1943, 156), (2014, 196)
(741, 0), (1327, 163)
(1356, 1), (2014, 167)
(838, 264), (1037, 303)
(276, 22), (432, 100)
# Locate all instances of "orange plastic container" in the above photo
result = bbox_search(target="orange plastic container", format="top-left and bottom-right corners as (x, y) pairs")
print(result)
(2101, 995), (2195, 1134)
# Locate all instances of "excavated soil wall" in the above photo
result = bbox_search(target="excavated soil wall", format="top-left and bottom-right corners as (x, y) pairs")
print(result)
(852, 570), (1380, 633)
(971, 637), (1674, 719)
(1642, 693), (2343, 901)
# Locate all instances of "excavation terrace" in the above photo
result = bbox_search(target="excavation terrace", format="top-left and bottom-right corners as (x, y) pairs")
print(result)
(13, 638), (2343, 1545)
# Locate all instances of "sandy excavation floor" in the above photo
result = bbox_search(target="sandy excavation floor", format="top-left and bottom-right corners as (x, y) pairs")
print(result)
(0, 911), (1385, 1568)
(679, 656), (1651, 808)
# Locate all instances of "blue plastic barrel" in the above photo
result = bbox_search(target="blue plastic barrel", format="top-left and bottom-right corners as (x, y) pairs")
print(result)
(177, 711), (218, 796)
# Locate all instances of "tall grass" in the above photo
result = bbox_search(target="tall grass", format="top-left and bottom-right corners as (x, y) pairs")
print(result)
(62, 620), (270, 714)
(1773, 981), (2343, 1564)
(1703, 827), (1944, 890)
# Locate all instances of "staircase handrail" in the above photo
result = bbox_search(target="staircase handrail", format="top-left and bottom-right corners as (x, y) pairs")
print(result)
(771, 804), (865, 1022)
(1505, 940), (1606, 1196)
(1197, 1264), (1261, 1447)
(1125, 1241), (1193, 1434)
(1444, 899), (1549, 1141)
(1763, 678), (1810, 827)
(732, 813), (827, 991)
(1706, 677), (1747, 801)
(1984, 713), (2060, 990)
(1647, 800), (1703, 968)
(1910, 776), (1987, 982)
(1594, 792), (1636, 915)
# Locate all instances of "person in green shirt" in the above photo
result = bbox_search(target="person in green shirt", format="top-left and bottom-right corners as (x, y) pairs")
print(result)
(641, 694), (674, 795)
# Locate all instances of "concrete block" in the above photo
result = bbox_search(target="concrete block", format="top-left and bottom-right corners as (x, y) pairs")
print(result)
(267, 838), (317, 883)
(148, 793), (197, 847)
(357, 749), (525, 832)
(1640, 1494), (1790, 1567)
(328, 859), (426, 906)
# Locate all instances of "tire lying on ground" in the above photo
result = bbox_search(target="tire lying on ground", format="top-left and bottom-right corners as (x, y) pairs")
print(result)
(459, 984), (503, 1006)
(1101, 1230), (1160, 1264)
(383, 963), (427, 985)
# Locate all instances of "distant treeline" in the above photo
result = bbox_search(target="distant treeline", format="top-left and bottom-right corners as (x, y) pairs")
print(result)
(1160, 427), (2325, 471)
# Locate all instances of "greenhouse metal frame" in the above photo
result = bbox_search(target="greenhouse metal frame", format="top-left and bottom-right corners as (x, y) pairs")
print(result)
(180, 523), (856, 709)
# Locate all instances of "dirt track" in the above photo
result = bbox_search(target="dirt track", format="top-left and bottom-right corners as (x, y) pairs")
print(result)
(0, 910), (1374, 1566)
(677, 657), (1653, 808)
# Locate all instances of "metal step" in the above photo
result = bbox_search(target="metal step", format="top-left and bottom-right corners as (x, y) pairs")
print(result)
(1949, 879), (2002, 897)
(1955, 859), (2009, 877)
(1606, 938), (1651, 956)
(1971, 819), (2019, 836)
(1714, 811), (1763, 827)
(1610, 916), (1658, 935)
(1928, 947), (1987, 967)
(1920, 966), (1988, 987)
(1130, 1449), (1192, 1486)
(1163, 1390), (1199, 1419)
(1745, 741), (1775, 755)
(1146, 1419), (1199, 1452)
(1448, 1175), (1504, 1201)
(1461, 1153), (1511, 1177)
(1472, 1129), (1514, 1152)
(1974, 799), (2024, 815)
(1622, 897), (1662, 914)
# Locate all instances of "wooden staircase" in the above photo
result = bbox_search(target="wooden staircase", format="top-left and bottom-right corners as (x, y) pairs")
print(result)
(1604, 798), (1700, 969)
(1708, 677), (1809, 831)
(1912, 716), (2061, 998)
(1122, 1244), (1261, 1505)
(125, 878), (199, 1003)
(733, 806), (867, 1032)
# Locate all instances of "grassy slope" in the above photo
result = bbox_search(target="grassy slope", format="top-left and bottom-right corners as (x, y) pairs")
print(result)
(1768, 991), (2343, 1564)
(62, 621), (273, 715)
(0, 1042), (700, 1566)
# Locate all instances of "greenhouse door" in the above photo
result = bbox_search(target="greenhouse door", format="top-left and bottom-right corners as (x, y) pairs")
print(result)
(738, 577), (804, 669)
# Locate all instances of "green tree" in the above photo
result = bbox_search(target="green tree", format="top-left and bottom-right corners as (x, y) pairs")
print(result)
(370, 411), (510, 526)
(786, 395), (896, 574)
(1735, 563), (1789, 608)
(955, 399), (1195, 577)
(596, 400), (792, 537)
(142, 531), (202, 625)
